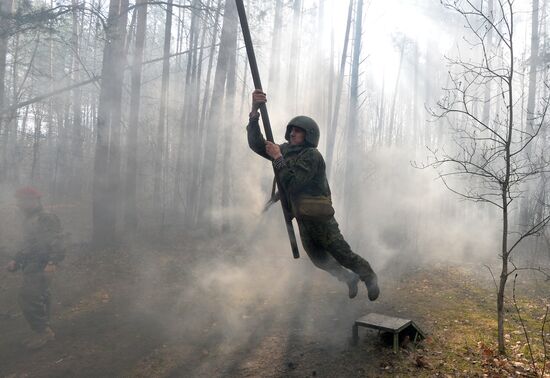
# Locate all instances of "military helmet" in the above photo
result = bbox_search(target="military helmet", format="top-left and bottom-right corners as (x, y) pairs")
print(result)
(285, 115), (320, 147)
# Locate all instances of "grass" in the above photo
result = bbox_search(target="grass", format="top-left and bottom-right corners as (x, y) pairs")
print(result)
(379, 265), (550, 377)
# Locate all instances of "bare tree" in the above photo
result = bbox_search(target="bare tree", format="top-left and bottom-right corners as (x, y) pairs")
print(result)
(70, 0), (83, 197)
(268, 0), (283, 99)
(287, 0), (302, 113)
(92, 0), (129, 248)
(173, 0), (200, 218)
(343, 0), (363, 220)
(326, 0), (353, 177)
(0, 0), (14, 181)
(519, 0), (541, 228)
(198, 0), (238, 226)
(124, 0), (148, 232)
(423, 0), (550, 355)
(386, 33), (409, 147)
(481, 0), (494, 126)
(153, 0), (172, 231)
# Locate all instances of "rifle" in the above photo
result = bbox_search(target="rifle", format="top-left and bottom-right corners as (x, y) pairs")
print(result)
(236, 0), (300, 259)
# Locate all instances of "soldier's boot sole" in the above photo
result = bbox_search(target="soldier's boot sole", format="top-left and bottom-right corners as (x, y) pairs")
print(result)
(347, 275), (360, 299)
(364, 273), (380, 301)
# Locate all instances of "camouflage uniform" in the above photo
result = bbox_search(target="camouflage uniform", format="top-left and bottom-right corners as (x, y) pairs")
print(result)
(13, 207), (65, 332)
(247, 114), (377, 294)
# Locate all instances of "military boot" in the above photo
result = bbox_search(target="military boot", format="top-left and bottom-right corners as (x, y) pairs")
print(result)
(363, 273), (380, 301)
(25, 327), (55, 350)
(347, 275), (360, 299)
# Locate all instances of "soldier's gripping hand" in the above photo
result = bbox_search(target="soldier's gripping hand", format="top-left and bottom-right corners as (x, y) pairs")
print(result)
(6, 260), (17, 272)
(265, 141), (282, 160)
(251, 89), (267, 113)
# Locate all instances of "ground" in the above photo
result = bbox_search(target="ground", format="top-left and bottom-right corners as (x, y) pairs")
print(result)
(1, 233), (550, 377)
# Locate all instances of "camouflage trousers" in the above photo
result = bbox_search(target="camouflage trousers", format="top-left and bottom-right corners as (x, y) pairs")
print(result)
(297, 217), (375, 284)
(19, 267), (52, 333)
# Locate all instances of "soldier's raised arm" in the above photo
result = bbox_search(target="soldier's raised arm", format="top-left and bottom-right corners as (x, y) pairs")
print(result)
(246, 89), (272, 160)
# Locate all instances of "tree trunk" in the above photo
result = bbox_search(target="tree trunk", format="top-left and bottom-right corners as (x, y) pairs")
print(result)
(31, 108), (42, 184)
(198, 0), (238, 226)
(153, 0), (172, 230)
(519, 0), (540, 228)
(7, 18), (18, 183)
(124, 0), (147, 232)
(198, 0), (222, 131)
(343, 0), (363, 220)
(46, 0), (55, 195)
(173, 0), (200, 217)
(0, 0), (14, 181)
(106, 0), (129, 221)
(71, 0), (83, 197)
(268, 0), (283, 99)
(287, 0), (303, 113)
(376, 75), (386, 147)
(498, 182), (510, 355)
(186, 0), (212, 224)
(481, 0), (494, 126)
(326, 17), (335, 137)
(238, 53), (249, 118)
(387, 40), (405, 147)
(326, 0), (354, 177)
(497, 11), (516, 353)
(315, 0), (327, 125)
(221, 31), (237, 233)
(92, 0), (128, 248)
(412, 42), (419, 148)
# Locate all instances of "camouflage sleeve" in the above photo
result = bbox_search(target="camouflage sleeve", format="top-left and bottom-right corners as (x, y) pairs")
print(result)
(37, 213), (66, 264)
(277, 148), (324, 194)
(246, 116), (271, 161)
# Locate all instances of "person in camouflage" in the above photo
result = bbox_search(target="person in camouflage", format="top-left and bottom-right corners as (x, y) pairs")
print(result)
(247, 90), (379, 301)
(6, 187), (65, 349)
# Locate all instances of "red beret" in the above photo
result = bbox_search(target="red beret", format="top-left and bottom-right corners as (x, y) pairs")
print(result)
(15, 186), (42, 199)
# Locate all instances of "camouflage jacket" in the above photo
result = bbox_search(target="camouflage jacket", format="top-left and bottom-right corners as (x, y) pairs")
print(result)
(13, 208), (65, 271)
(247, 117), (331, 202)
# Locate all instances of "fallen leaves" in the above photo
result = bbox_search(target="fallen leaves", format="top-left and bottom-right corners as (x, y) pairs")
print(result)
(476, 341), (537, 377)
(415, 354), (432, 369)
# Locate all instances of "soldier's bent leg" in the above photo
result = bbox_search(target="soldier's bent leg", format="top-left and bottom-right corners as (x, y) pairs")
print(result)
(311, 218), (375, 279)
(298, 221), (360, 298)
(321, 218), (380, 300)
(326, 238), (380, 300)
(327, 238), (375, 279)
(299, 222), (358, 284)
(18, 272), (51, 333)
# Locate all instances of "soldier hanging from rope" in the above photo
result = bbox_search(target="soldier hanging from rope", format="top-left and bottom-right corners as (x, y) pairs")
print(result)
(246, 90), (380, 300)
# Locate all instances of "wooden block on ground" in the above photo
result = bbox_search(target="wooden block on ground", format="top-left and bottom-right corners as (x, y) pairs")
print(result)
(352, 312), (425, 353)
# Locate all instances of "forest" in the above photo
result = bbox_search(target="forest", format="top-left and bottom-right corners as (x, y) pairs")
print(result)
(1, 0), (550, 376)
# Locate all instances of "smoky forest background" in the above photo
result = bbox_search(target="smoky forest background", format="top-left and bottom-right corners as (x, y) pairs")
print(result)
(2, 0), (550, 376)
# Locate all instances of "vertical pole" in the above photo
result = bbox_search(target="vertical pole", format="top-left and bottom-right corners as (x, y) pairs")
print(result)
(235, 0), (300, 258)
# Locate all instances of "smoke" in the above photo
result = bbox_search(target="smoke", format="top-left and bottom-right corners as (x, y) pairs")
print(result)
(1, 1), (544, 374)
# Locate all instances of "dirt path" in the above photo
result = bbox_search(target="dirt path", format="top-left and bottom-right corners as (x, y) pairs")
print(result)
(3, 242), (543, 377)
(0, 244), (402, 378)
(0, 282), (389, 377)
